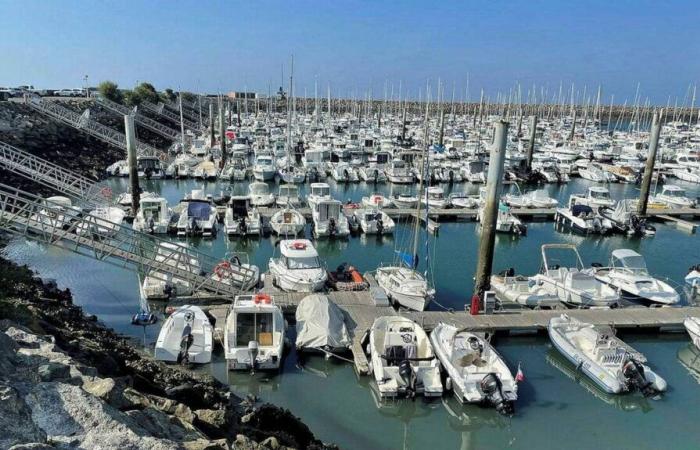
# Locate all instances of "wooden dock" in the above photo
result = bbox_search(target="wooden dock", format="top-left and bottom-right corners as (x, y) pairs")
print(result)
(192, 272), (699, 376)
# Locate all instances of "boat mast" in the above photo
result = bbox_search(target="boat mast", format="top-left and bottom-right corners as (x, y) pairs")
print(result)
(286, 56), (294, 168)
(411, 85), (430, 268)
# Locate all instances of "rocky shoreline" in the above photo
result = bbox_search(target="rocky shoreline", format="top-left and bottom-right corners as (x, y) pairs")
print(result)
(0, 255), (334, 450)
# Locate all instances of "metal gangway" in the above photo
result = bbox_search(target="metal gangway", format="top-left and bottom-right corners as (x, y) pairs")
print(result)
(0, 183), (257, 295)
(140, 100), (200, 132)
(24, 96), (164, 159)
(0, 141), (112, 208)
(163, 99), (203, 125)
(95, 96), (182, 142)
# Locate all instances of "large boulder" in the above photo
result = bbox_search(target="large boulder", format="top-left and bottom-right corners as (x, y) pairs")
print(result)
(0, 384), (47, 449)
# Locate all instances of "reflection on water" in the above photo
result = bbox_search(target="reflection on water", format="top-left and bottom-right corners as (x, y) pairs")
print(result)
(545, 347), (653, 412)
(677, 344), (700, 385)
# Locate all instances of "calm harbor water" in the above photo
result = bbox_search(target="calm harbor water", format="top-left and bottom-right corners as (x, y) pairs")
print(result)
(4, 177), (700, 450)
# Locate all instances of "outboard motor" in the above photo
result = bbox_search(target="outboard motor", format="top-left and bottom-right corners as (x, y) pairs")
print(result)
(480, 373), (513, 415)
(514, 223), (527, 236)
(376, 215), (384, 234)
(145, 167), (154, 179)
(398, 359), (416, 399)
(329, 218), (337, 237)
(622, 359), (657, 397)
(188, 217), (197, 235)
(248, 340), (260, 374)
(240, 216), (247, 234)
(147, 216), (155, 234)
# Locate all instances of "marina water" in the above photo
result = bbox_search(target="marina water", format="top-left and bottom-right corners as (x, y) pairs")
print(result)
(4, 177), (700, 449)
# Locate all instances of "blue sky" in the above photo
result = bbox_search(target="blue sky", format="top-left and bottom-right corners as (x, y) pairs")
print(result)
(1, 0), (699, 104)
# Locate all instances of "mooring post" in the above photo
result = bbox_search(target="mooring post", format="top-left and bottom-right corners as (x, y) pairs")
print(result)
(219, 101), (227, 167)
(438, 109), (445, 147)
(208, 103), (215, 147)
(638, 110), (662, 216)
(568, 108), (577, 141)
(472, 119), (509, 312)
(526, 115), (537, 171)
(125, 114), (140, 214)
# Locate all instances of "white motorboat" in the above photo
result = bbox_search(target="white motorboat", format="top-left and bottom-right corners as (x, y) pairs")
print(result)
(579, 163), (615, 183)
(460, 160), (487, 183)
(269, 239), (327, 292)
(530, 244), (620, 307)
(385, 158), (414, 184)
(359, 166), (387, 183)
(154, 305), (212, 364)
(375, 266), (434, 311)
(430, 323), (517, 414)
(224, 196), (262, 236)
(295, 293), (351, 353)
(192, 160), (218, 180)
(252, 154), (277, 181)
(548, 314), (667, 396)
(331, 162), (358, 182)
(140, 242), (199, 300)
(592, 249), (680, 306)
(524, 190), (558, 208)
(116, 190), (157, 209)
(597, 200), (656, 236)
(307, 182), (332, 210)
(133, 197), (171, 234)
(76, 206), (126, 237)
(366, 316), (443, 399)
(651, 185), (696, 209)
(176, 190), (217, 237)
(684, 317), (700, 349)
(421, 186), (450, 209)
(478, 203), (527, 236)
(686, 266), (700, 302)
(136, 156), (165, 179)
(270, 206), (306, 236)
(276, 184), (302, 207)
(673, 167), (700, 183)
(355, 208), (395, 234)
(361, 193), (393, 209)
(312, 199), (350, 238)
(555, 203), (613, 235)
(224, 294), (285, 371)
(30, 195), (82, 229)
(106, 160), (128, 177)
(279, 166), (306, 184)
(210, 254), (260, 291)
(248, 182), (276, 207)
(489, 274), (562, 309)
(391, 193), (419, 209)
(448, 193), (478, 209)
(569, 186), (616, 208)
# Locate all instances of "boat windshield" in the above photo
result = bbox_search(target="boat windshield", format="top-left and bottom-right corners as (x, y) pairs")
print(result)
(616, 255), (648, 271)
(286, 256), (321, 270)
(590, 190), (610, 199)
(250, 184), (269, 195)
(235, 312), (274, 346)
(665, 188), (685, 197)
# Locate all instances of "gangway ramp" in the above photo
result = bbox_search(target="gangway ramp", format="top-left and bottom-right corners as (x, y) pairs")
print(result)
(0, 183), (256, 295)
(0, 141), (112, 208)
(140, 100), (200, 132)
(95, 96), (182, 142)
(24, 96), (164, 159)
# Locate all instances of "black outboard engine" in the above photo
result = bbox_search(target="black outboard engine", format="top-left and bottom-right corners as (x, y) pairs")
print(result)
(514, 223), (527, 236)
(147, 216), (155, 234)
(329, 218), (337, 237)
(398, 359), (416, 399)
(480, 373), (514, 415)
(376, 214), (384, 234)
(240, 216), (247, 234)
(622, 359), (657, 397)
(145, 167), (154, 179)
(248, 340), (260, 374)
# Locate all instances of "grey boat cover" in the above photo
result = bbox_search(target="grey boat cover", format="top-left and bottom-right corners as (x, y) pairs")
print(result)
(295, 294), (350, 350)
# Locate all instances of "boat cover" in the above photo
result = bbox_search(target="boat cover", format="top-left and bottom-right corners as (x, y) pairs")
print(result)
(295, 294), (350, 350)
(187, 201), (211, 219)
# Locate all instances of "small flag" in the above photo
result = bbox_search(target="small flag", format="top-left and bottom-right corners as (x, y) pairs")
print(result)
(515, 362), (525, 382)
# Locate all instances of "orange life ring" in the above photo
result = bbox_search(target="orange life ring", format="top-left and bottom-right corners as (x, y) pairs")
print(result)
(254, 293), (272, 304)
(214, 261), (231, 279)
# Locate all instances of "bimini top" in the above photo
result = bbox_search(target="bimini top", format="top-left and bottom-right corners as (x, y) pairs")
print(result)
(280, 239), (318, 258)
(187, 201), (212, 219)
(611, 249), (647, 269)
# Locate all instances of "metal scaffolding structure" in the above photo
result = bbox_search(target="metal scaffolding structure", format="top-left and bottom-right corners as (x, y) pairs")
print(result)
(95, 96), (182, 142)
(140, 100), (200, 131)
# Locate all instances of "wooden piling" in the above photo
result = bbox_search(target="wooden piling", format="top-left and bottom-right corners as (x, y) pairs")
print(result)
(638, 110), (662, 216)
(124, 114), (140, 214)
(473, 119), (509, 297)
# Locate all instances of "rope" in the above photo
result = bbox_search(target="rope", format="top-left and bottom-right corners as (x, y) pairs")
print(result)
(306, 346), (356, 364)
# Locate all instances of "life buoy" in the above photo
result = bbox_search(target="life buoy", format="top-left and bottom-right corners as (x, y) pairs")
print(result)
(214, 261), (231, 279)
(254, 293), (272, 304)
(350, 270), (363, 284)
(291, 241), (307, 250)
(373, 196), (381, 204)
(100, 186), (113, 199)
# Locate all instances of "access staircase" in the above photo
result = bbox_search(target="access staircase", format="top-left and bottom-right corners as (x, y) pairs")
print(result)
(95, 96), (182, 142)
(0, 183), (256, 295)
(140, 100), (200, 131)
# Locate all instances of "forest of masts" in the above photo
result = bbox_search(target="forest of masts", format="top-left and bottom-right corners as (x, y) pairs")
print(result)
(201, 81), (700, 131)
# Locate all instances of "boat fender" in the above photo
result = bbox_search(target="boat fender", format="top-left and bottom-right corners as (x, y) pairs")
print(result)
(214, 261), (232, 279)
(350, 270), (364, 284)
(445, 376), (452, 391)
